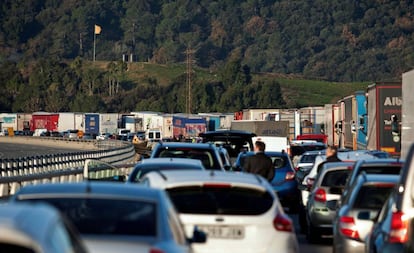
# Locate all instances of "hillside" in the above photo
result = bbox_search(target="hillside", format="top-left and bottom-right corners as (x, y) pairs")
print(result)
(1, 0), (413, 82)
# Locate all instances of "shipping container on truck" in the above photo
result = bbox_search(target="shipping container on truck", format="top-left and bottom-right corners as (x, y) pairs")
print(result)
(57, 113), (80, 132)
(172, 116), (207, 139)
(264, 109), (300, 142)
(16, 113), (32, 132)
(0, 113), (18, 133)
(366, 82), (402, 157)
(338, 95), (356, 150)
(324, 104), (340, 147)
(299, 106), (325, 135)
(30, 113), (59, 132)
(354, 91), (368, 150)
(84, 114), (100, 135)
(99, 113), (118, 134)
(230, 120), (289, 138)
(401, 70), (414, 159)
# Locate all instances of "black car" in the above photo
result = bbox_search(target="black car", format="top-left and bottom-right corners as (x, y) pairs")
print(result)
(150, 142), (225, 170)
(199, 130), (256, 164)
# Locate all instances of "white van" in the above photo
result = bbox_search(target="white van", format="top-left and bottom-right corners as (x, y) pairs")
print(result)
(252, 136), (289, 152)
(33, 128), (47, 136)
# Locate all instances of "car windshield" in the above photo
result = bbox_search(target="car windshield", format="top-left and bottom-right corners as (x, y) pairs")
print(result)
(19, 198), (157, 236)
(131, 164), (203, 182)
(321, 170), (350, 187)
(353, 185), (395, 209)
(300, 154), (318, 163)
(167, 186), (273, 215)
(157, 148), (218, 170)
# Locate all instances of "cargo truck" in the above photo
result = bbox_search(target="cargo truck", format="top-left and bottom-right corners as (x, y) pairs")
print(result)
(366, 82), (402, 157)
(230, 120), (289, 138)
(401, 70), (414, 159)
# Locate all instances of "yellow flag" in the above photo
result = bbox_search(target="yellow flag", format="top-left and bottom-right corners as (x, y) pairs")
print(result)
(94, 24), (102, 35)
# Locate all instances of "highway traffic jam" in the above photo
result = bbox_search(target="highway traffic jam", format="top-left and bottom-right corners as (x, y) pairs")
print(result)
(1, 128), (414, 253)
(1, 78), (414, 253)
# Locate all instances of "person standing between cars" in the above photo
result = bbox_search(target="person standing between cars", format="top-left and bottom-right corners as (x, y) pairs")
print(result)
(317, 145), (342, 173)
(244, 141), (274, 182)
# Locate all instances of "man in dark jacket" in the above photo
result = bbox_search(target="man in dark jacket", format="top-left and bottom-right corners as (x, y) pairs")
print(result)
(317, 145), (342, 173)
(244, 141), (274, 182)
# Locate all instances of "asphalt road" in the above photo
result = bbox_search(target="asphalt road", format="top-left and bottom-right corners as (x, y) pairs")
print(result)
(0, 142), (85, 159)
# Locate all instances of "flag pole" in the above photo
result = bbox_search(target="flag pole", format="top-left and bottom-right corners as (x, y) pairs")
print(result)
(93, 28), (96, 62)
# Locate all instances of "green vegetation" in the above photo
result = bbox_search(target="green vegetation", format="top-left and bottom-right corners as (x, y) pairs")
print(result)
(0, 0), (410, 113)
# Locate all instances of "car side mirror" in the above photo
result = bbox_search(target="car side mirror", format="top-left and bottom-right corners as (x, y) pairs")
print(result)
(224, 165), (232, 171)
(189, 226), (207, 244)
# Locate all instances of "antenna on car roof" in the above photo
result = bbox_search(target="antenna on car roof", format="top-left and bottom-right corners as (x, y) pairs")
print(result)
(209, 169), (215, 177)
(156, 170), (168, 181)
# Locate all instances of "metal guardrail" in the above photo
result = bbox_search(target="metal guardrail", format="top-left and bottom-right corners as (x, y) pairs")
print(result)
(0, 139), (138, 198)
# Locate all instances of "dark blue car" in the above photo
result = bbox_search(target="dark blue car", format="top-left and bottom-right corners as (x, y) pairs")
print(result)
(234, 151), (300, 213)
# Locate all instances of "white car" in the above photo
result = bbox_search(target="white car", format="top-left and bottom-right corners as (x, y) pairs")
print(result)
(141, 170), (299, 253)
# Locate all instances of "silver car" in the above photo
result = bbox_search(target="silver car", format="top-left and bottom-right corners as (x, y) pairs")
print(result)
(333, 174), (399, 253)
(305, 164), (352, 243)
(0, 202), (88, 253)
(11, 182), (206, 253)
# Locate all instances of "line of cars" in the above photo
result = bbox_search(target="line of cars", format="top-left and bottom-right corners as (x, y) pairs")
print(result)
(4, 129), (413, 253)
(0, 130), (300, 253)
(293, 141), (411, 253)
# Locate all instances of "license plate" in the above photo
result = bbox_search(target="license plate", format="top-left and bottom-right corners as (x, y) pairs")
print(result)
(197, 225), (245, 239)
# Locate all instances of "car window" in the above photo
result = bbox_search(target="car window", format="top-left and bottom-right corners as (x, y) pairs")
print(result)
(300, 154), (317, 163)
(0, 243), (36, 253)
(167, 186), (273, 215)
(131, 164), (203, 182)
(157, 148), (217, 170)
(20, 198), (157, 236)
(271, 156), (287, 169)
(321, 170), (349, 187)
(352, 185), (394, 210)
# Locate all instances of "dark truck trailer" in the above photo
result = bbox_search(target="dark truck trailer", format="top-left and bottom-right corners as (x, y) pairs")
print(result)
(85, 114), (100, 135)
(366, 82), (402, 157)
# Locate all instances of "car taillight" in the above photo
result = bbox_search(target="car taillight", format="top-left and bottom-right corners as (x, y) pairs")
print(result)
(149, 248), (165, 253)
(285, 171), (295, 181)
(314, 188), (326, 202)
(389, 211), (409, 243)
(273, 213), (293, 232)
(339, 216), (360, 240)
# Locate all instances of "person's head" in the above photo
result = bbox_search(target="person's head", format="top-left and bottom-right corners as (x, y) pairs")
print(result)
(326, 145), (338, 157)
(254, 141), (266, 152)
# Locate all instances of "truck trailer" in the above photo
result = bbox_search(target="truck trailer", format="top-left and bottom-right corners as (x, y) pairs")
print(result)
(366, 82), (402, 157)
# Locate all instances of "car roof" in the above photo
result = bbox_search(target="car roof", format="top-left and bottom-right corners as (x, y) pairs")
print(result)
(140, 157), (205, 166)
(301, 150), (326, 156)
(357, 173), (400, 184)
(154, 142), (217, 149)
(238, 151), (288, 156)
(144, 170), (273, 192)
(353, 158), (404, 167)
(14, 181), (165, 200)
(0, 202), (61, 251)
